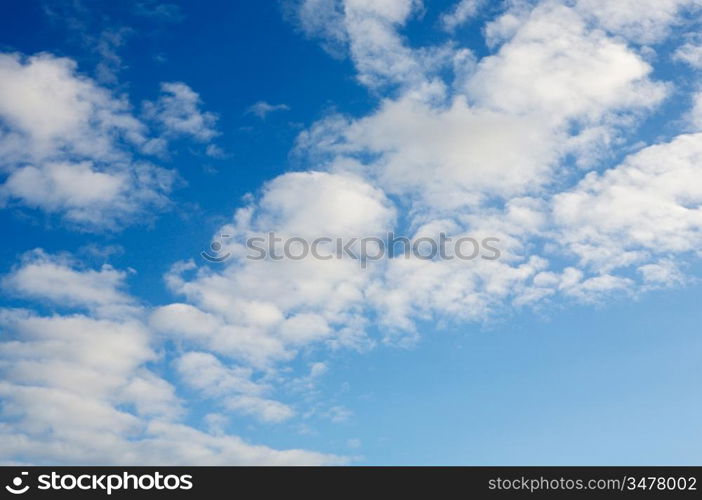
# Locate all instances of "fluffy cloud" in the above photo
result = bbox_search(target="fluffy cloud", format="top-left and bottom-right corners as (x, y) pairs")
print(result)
(146, 0), (700, 353)
(467, 3), (668, 122)
(144, 82), (219, 142)
(5, 0), (702, 465)
(0, 253), (343, 465)
(294, 0), (448, 90)
(296, 1), (669, 216)
(675, 40), (702, 69)
(290, 0), (696, 318)
(0, 53), (145, 161)
(298, 96), (559, 210)
(0, 52), (176, 230)
(152, 171), (395, 365)
(175, 352), (295, 423)
(484, 0), (698, 47)
(441, 0), (487, 31)
(574, 0), (698, 44)
(2, 250), (135, 317)
(554, 133), (702, 273)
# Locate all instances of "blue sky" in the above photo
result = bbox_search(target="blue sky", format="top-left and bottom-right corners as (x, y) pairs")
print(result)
(0, 0), (701, 465)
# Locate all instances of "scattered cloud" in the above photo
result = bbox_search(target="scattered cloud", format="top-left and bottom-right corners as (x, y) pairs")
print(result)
(175, 352), (294, 423)
(4, 0), (702, 465)
(246, 101), (290, 119)
(152, 171), (394, 366)
(574, 0), (699, 44)
(144, 82), (219, 143)
(675, 39), (702, 69)
(133, 1), (185, 23)
(93, 27), (133, 84)
(2, 250), (136, 317)
(441, 0), (487, 32)
(0, 252), (344, 465)
(553, 133), (702, 274)
(0, 52), (176, 230)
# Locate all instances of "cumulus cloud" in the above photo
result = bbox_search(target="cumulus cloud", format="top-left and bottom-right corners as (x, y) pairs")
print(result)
(293, 0), (448, 90)
(467, 3), (668, 122)
(0, 53), (145, 161)
(297, 96), (559, 210)
(0, 52), (176, 230)
(152, 171), (395, 365)
(129, 0), (702, 369)
(2, 250), (135, 317)
(175, 352), (295, 423)
(574, 0), (699, 44)
(0, 252), (344, 465)
(286, 0), (696, 319)
(295, 1), (669, 216)
(553, 133), (702, 273)
(144, 82), (219, 142)
(5, 0), (702, 465)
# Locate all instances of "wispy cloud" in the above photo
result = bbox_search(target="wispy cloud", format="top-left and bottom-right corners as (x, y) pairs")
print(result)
(246, 101), (290, 119)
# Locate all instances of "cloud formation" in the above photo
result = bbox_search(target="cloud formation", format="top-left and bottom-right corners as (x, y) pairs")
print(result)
(144, 82), (219, 143)
(0, 53), (176, 230)
(0, 251), (343, 465)
(189, 0), (702, 339)
(3, 0), (702, 465)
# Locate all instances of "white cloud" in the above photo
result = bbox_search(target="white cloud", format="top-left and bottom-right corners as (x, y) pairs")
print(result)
(485, 1), (698, 48)
(152, 171), (395, 366)
(2, 250), (135, 317)
(295, 1), (669, 220)
(688, 92), (702, 130)
(0, 160), (175, 229)
(441, 0), (487, 32)
(554, 133), (702, 273)
(294, 0), (448, 91)
(638, 260), (685, 288)
(175, 352), (265, 397)
(144, 82), (219, 142)
(225, 396), (295, 423)
(246, 101), (290, 119)
(467, 3), (668, 122)
(298, 96), (560, 210)
(574, 0), (698, 44)
(0, 309), (175, 450)
(0, 52), (176, 230)
(294, 0), (348, 56)
(6, 0), (702, 465)
(290, 0), (691, 318)
(0, 418), (345, 465)
(0, 53), (144, 161)
(674, 41), (702, 69)
(0, 253), (344, 465)
(175, 352), (294, 423)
